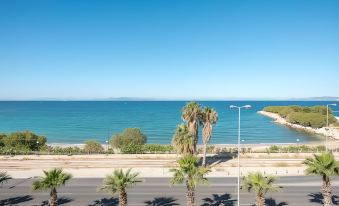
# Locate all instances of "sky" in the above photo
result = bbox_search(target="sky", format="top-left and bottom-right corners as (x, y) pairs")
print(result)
(0, 0), (338, 100)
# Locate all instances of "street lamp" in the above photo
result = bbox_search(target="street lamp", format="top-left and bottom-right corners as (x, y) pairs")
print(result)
(106, 140), (109, 154)
(230, 104), (251, 206)
(326, 103), (337, 151)
(36, 141), (39, 156)
(296, 138), (300, 152)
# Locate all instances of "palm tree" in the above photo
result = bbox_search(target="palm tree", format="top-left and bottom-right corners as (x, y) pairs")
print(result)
(241, 172), (281, 206)
(303, 152), (339, 206)
(100, 168), (141, 206)
(182, 102), (202, 154)
(32, 168), (72, 206)
(0, 171), (12, 186)
(170, 155), (211, 206)
(200, 107), (218, 166)
(172, 124), (194, 155)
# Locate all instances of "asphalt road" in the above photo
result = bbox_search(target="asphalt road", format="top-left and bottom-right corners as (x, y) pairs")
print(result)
(0, 176), (338, 206)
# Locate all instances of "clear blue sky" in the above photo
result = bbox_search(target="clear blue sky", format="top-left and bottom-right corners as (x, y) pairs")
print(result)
(0, 0), (338, 100)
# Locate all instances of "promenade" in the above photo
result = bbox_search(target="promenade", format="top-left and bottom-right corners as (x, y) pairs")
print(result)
(2, 153), (339, 178)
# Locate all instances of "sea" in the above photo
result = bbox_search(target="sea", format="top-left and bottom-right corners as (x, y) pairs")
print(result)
(0, 101), (337, 145)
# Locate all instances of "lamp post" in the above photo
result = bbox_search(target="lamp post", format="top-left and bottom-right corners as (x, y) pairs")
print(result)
(326, 103), (337, 151)
(230, 104), (251, 206)
(36, 141), (39, 156)
(296, 138), (300, 153)
(106, 140), (109, 155)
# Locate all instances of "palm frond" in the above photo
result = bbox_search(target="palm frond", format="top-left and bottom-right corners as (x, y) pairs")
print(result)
(0, 171), (12, 185)
(100, 169), (141, 195)
(32, 168), (72, 191)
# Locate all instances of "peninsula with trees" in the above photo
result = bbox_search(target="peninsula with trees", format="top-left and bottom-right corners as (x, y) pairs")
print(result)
(259, 105), (339, 139)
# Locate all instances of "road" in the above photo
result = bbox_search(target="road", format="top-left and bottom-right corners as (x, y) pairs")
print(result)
(0, 176), (338, 206)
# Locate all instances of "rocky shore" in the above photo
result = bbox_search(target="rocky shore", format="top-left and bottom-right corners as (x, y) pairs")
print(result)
(258, 111), (339, 140)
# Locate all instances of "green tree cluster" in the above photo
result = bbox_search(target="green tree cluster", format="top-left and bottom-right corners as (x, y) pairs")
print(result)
(110, 128), (147, 149)
(0, 131), (46, 151)
(83, 140), (104, 154)
(263, 105), (337, 128)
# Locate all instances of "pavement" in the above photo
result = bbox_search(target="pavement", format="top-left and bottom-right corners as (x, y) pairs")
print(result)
(0, 176), (338, 206)
(4, 153), (338, 178)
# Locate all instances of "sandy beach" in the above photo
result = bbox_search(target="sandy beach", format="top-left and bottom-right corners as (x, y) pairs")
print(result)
(258, 111), (339, 140)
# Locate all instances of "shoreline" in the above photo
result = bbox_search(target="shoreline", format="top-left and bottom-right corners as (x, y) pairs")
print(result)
(258, 111), (339, 140)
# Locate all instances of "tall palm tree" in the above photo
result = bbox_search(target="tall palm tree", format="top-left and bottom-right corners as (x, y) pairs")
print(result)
(0, 171), (12, 186)
(172, 124), (194, 155)
(170, 155), (210, 206)
(200, 107), (218, 166)
(32, 168), (72, 206)
(241, 172), (281, 206)
(100, 168), (141, 206)
(182, 102), (202, 154)
(303, 152), (339, 206)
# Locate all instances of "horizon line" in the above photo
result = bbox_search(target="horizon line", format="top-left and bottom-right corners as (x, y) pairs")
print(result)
(0, 97), (338, 101)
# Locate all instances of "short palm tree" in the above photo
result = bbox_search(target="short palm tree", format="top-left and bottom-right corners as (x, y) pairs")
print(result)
(303, 152), (339, 206)
(172, 124), (194, 155)
(100, 168), (141, 206)
(241, 172), (281, 206)
(182, 102), (202, 154)
(170, 155), (211, 206)
(32, 168), (72, 206)
(0, 171), (12, 186)
(200, 107), (218, 166)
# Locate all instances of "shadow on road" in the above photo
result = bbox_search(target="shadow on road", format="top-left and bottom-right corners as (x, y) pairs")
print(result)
(8, 177), (32, 189)
(204, 153), (236, 166)
(41, 197), (73, 206)
(201, 193), (236, 206)
(144, 196), (179, 206)
(265, 197), (288, 206)
(308, 193), (339, 205)
(0, 195), (33, 205)
(88, 197), (119, 206)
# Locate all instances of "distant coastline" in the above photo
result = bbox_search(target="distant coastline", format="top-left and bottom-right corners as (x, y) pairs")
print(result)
(0, 96), (338, 101)
(259, 111), (339, 140)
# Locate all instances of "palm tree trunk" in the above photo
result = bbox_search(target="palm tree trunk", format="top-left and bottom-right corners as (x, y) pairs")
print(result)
(255, 192), (265, 206)
(322, 175), (333, 206)
(186, 181), (195, 206)
(49, 187), (58, 206)
(119, 189), (128, 206)
(186, 188), (195, 206)
(188, 122), (198, 154)
(202, 143), (207, 166)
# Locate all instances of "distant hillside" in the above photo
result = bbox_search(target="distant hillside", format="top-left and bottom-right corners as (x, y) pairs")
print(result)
(289, 97), (339, 101)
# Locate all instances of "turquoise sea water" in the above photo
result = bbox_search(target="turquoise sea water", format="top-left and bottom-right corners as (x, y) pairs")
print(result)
(0, 101), (337, 144)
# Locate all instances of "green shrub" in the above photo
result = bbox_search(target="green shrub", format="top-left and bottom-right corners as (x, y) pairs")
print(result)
(110, 128), (147, 148)
(50, 146), (83, 155)
(287, 112), (326, 128)
(263, 106), (286, 114)
(143, 144), (173, 153)
(268, 145), (280, 152)
(278, 107), (294, 118)
(309, 106), (328, 115)
(120, 143), (145, 154)
(1, 131), (46, 150)
(0, 133), (6, 147)
(83, 140), (104, 154)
